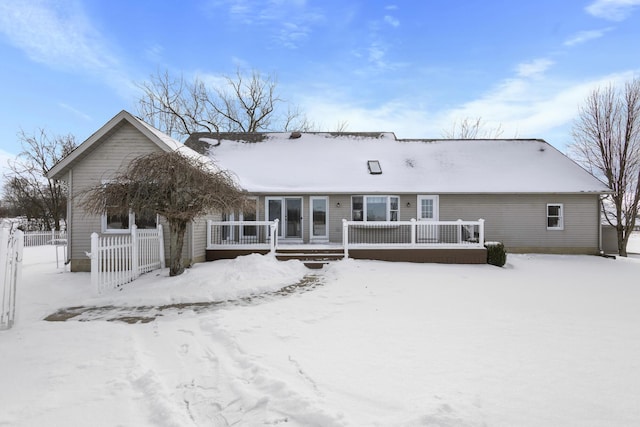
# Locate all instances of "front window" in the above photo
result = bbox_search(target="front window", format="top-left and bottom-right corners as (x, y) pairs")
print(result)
(135, 207), (159, 229)
(105, 206), (130, 231)
(547, 204), (564, 230)
(102, 207), (157, 233)
(352, 196), (400, 221)
(242, 198), (258, 237)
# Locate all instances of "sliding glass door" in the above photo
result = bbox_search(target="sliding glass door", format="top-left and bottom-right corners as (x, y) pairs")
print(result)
(266, 197), (303, 239)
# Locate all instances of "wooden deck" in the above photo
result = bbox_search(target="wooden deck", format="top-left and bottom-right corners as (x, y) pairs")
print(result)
(206, 243), (487, 268)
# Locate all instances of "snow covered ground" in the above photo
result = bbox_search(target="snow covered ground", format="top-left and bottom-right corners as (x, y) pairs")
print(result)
(1, 235), (640, 426)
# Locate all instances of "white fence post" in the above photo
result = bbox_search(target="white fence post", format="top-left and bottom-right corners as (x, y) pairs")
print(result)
(1, 228), (23, 330)
(478, 219), (485, 246)
(342, 219), (349, 258)
(158, 224), (165, 269)
(270, 219), (279, 254)
(90, 232), (100, 293)
(206, 220), (212, 248)
(410, 218), (416, 245)
(12, 230), (23, 328)
(131, 225), (139, 279)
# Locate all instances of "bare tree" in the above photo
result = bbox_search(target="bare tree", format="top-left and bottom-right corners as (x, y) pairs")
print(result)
(136, 68), (311, 140)
(570, 79), (640, 257)
(443, 117), (504, 139)
(81, 150), (247, 276)
(3, 129), (76, 230)
(334, 120), (350, 133)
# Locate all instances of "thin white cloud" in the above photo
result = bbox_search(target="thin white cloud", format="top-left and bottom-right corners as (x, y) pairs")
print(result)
(368, 42), (387, 66)
(564, 28), (613, 46)
(0, 0), (117, 72)
(215, 0), (324, 48)
(298, 68), (638, 149)
(516, 58), (554, 78)
(59, 104), (92, 122)
(0, 0), (135, 98)
(231, 56), (250, 68)
(144, 44), (164, 63)
(586, 0), (640, 21)
(384, 15), (400, 27)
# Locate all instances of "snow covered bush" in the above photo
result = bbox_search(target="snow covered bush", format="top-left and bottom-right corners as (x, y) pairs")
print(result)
(485, 241), (507, 267)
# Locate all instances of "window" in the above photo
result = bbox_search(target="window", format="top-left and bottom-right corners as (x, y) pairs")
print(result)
(222, 198), (258, 240)
(547, 204), (563, 230)
(102, 208), (158, 233)
(367, 160), (382, 174)
(352, 196), (399, 221)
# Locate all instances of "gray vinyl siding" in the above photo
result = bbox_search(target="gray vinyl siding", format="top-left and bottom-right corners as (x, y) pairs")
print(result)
(69, 122), (166, 271)
(192, 213), (220, 263)
(251, 192), (600, 254)
(439, 193), (600, 253)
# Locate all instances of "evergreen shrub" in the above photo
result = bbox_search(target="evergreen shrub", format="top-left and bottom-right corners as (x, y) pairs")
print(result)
(485, 242), (507, 267)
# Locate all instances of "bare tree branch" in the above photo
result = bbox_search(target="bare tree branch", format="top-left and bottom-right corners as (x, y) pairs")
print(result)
(570, 78), (640, 256)
(443, 117), (504, 139)
(3, 129), (76, 230)
(135, 68), (309, 139)
(81, 151), (247, 276)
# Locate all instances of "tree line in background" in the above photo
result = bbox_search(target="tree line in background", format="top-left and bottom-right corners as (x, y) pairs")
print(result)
(1, 129), (75, 230)
(1, 69), (639, 256)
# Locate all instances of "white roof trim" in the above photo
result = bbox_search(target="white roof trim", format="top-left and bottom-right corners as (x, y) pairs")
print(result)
(47, 110), (205, 179)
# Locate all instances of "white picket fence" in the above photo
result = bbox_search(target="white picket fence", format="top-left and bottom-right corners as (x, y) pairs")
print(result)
(1, 227), (24, 330)
(90, 225), (165, 294)
(23, 230), (66, 247)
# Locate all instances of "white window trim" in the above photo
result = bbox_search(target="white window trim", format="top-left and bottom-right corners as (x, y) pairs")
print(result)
(417, 195), (439, 221)
(101, 210), (134, 234)
(309, 196), (329, 240)
(101, 210), (160, 234)
(100, 179), (129, 234)
(547, 203), (564, 230)
(352, 195), (400, 222)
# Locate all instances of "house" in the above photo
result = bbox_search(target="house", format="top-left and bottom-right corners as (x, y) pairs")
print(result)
(48, 110), (611, 272)
(184, 131), (611, 263)
(46, 110), (212, 272)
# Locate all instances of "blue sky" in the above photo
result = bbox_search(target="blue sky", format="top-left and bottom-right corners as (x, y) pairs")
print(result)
(0, 0), (639, 166)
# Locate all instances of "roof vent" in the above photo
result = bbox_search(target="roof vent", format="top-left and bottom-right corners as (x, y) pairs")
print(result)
(289, 131), (302, 139)
(368, 160), (382, 174)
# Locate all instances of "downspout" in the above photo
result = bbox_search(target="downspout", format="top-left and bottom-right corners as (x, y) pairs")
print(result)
(598, 194), (603, 255)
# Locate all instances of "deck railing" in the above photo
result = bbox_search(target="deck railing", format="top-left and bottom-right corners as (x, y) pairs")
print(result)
(207, 220), (279, 253)
(342, 219), (484, 256)
(206, 218), (484, 254)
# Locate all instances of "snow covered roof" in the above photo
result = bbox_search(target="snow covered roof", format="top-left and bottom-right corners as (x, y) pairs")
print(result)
(189, 132), (610, 194)
(47, 110), (210, 180)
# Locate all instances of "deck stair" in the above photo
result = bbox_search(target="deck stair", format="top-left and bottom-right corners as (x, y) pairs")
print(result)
(275, 248), (345, 269)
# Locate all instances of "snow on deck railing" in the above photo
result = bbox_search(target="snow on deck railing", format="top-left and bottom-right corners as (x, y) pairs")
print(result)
(23, 230), (66, 247)
(89, 225), (165, 294)
(342, 219), (485, 258)
(207, 220), (279, 253)
(1, 227), (23, 330)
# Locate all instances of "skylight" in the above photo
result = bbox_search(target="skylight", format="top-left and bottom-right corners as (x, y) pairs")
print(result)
(368, 160), (382, 174)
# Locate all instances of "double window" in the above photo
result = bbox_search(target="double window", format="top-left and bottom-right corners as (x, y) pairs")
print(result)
(547, 203), (564, 230)
(102, 207), (158, 233)
(100, 179), (158, 233)
(352, 196), (399, 221)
